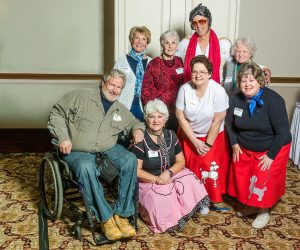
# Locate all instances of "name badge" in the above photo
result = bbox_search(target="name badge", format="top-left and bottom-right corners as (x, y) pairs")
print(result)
(148, 150), (158, 158)
(224, 76), (232, 83)
(123, 67), (130, 73)
(176, 67), (184, 75)
(113, 113), (122, 121)
(234, 107), (243, 117)
(187, 100), (197, 105)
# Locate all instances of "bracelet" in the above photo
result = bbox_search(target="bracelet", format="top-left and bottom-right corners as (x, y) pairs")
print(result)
(205, 141), (212, 148)
(167, 169), (174, 177)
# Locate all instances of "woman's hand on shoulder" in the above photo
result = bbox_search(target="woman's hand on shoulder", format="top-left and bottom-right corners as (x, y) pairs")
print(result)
(232, 143), (243, 162)
(262, 67), (271, 84)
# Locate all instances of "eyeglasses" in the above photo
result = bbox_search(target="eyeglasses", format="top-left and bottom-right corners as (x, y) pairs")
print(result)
(192, 19), (207, 27)
(192, 71), (209, 77)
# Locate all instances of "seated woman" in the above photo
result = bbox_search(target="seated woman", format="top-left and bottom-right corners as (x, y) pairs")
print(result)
(131, 99), (210, 233)
(222, 37), (271, 95)
(176, 55), (230, 208)
(142, 30), (184, 131)
(226, 62), (291, 229)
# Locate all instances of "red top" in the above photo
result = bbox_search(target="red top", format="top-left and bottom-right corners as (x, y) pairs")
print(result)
(141, 56), (184, 110)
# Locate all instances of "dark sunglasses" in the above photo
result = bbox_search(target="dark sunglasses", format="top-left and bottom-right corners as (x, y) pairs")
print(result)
(192, 19), (208, 27)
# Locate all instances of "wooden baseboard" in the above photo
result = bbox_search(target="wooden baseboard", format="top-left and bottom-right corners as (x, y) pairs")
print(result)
(0, 129), (52, 153)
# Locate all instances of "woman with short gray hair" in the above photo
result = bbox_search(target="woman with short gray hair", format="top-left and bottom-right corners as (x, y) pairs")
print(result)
(222, 37), (271, 95)
(142, 30), (184, 131)
(131, 99), (210, 233)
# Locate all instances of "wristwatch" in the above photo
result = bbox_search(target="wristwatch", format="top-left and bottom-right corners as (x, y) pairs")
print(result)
(167, 169), (174, 177)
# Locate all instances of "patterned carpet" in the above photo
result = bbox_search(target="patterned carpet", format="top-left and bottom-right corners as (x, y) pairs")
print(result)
(0, 153), (299, 249)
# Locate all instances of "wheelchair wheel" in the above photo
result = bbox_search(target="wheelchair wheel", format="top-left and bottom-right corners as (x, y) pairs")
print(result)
(40, 152), (63, 221)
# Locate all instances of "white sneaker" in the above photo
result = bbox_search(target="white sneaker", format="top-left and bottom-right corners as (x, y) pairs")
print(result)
(252, 211), (269, 229)
(200, 206), (210, 215)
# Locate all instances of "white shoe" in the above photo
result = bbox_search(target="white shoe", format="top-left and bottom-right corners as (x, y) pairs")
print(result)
(252, 211), (269, 229)
(200, 206), (210, 215)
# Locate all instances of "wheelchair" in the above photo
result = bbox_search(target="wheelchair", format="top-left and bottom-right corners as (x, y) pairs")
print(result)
(38, 138), (138, 247)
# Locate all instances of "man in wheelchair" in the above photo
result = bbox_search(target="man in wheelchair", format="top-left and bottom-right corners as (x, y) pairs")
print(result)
(47, 69), (145, 241)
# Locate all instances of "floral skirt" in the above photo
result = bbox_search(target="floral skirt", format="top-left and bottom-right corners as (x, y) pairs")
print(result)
(138, 168), (209, 233)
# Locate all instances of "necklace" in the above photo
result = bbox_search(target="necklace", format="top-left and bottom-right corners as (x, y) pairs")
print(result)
(161, 54), (175, 67)
(146, 128), (163, 137)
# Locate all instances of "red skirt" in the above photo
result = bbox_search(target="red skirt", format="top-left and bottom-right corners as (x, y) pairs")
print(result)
(227, 143), (291, 208)
(178, 130), (230, 202)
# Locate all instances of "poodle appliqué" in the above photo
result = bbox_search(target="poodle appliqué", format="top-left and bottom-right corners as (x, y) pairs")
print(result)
(200, 161), (219, 187)
(248, 175), (267, 201)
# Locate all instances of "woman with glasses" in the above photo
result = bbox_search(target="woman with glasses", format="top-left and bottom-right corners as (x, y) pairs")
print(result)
(114, 26), (152, 121)
(177, 4), (221, 83)
(223, 37), (271, 95)
(176, 55), (230, 209)
(141, 30), (184, 131)
(226, 62), (291, 228)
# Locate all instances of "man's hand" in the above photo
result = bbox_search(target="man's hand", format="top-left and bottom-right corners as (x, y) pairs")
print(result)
(59, 140), (72, 154)
(132, 129), (144, 144)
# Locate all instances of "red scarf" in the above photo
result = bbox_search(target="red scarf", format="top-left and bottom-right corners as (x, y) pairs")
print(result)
(183, 29), (221, 83)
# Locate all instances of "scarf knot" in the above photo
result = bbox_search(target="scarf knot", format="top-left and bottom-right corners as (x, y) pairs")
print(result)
(247, 88), (264, 116)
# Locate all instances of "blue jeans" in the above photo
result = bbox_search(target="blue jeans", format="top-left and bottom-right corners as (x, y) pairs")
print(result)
(63, 144), (137, 222)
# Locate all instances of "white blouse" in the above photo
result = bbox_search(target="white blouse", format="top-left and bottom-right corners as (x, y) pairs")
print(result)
(176, 79), (229, 137)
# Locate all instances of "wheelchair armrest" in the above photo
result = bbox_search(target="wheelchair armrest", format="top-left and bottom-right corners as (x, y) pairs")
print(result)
(51, 138), (72, 178)
(51, 138), (59, 149)
(59, 159), (72, 178)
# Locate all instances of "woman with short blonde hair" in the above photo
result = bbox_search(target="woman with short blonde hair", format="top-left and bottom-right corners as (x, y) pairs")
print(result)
(114, 26), (152, 121)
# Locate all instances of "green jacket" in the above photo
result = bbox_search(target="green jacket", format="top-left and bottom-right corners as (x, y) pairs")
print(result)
(47, 88), (145, 152)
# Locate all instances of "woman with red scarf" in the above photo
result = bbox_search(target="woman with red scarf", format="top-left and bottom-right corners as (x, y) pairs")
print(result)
(177, 4), (221, 83)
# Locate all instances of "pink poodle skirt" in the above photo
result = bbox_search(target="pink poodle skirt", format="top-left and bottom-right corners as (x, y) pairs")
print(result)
(138, 168), (209, 233)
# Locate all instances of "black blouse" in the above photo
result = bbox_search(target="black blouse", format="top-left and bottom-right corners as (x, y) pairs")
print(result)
(131, 129), (181, 176)
(225, 87), (292, 159)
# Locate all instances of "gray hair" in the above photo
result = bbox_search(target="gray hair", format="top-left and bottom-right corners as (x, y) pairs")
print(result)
(100, 68), (127, 87)
(144, 99), (169, 121)
(160, 30), (180, 47)
(189, 4), (212, 30)
(230, 37), (257, 58)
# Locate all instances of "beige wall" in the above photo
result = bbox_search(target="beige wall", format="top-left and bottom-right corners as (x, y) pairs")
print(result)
(269, 84), (300, 121)
(238, 0), (300, 120)
(0, 80), (99, 128)
(238, 0), (300, 77)
(0, 0), (104, 73)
